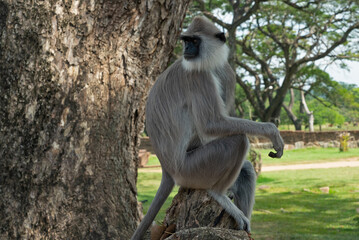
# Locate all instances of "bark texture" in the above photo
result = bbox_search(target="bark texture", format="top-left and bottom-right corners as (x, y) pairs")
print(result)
(167, 227), (250, 240)
(0, 0), (189, 239)
(153, 188), (250, 240)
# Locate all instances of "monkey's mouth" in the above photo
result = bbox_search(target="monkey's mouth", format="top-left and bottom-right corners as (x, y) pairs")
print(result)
(183, 54), (197, 60)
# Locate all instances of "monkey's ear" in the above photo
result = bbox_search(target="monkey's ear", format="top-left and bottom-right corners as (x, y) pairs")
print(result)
(215, 32), (226, 43)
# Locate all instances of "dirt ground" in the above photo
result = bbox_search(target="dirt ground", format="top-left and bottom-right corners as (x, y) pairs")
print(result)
(262, 158), (359, 172)
(138, 157), (359, 173)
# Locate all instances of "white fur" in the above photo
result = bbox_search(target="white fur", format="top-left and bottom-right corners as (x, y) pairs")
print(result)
(198, 72), (226, 145)
(210, 72), (223, 99)
(182, 39), (229, 72)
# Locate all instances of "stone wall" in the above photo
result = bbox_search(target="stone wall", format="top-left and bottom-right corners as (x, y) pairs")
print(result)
(250, 130), (359, 149)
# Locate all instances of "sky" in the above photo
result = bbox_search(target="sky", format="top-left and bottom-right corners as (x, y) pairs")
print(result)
(325, 61), (359, 87)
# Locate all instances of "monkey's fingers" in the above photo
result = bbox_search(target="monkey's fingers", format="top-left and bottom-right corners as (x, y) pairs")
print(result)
(268, 151), (276, 158)
(268, 150), (283, 158)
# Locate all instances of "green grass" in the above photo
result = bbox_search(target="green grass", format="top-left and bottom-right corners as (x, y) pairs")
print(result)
(252, 167), (359, 240)
(145, 155), (161, 166)
(137, 172), (179, 223)
(257, 147), (359, 165)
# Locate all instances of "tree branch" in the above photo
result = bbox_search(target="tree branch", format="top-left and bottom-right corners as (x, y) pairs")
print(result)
(232, 0), (264, 27)
(291, 86), (333, 108)
(235, 75), (264, 119)
(283, 0), (319, 11)
(296, 22), (359, 66)
(236, 58), (265, 110)
(194, 0), (230, 29)
(237, 38), (277, 82)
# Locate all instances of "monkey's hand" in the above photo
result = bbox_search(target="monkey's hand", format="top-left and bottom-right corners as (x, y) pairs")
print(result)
(266, 123), (284, 158)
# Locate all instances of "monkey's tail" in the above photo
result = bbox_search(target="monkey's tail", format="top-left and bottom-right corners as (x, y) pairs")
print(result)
(131, 170), (175, 240)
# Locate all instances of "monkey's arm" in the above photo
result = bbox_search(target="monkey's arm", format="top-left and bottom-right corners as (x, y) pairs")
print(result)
(191, 78), (283, 158)
(208, 117), (283, 158)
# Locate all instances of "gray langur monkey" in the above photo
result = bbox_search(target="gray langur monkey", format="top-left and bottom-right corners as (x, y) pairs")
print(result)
(131, 16), (284, 240)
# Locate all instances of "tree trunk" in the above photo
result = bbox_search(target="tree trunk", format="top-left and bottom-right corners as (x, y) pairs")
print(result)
(152, 188), (250, 240)
(283, 104), (302, 131)
(0, 1), (189, 239)
(282, 89), (302, 130)
(300, 91), (314, 132)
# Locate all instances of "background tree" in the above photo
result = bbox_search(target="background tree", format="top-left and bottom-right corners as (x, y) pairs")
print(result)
(282, 65), (333, 130)
(195, 0), (359, 125)
(0, 1), (190, 239)
(281, 80), (358, 131)
(282, 88), (304, 130)
(310, 81), (359, 128)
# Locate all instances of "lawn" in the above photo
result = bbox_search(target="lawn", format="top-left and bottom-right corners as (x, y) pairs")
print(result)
(252, 167), (359, 240)
(137, 148), (359, 239)
(257, 147), (359, 165)
(145, 155), (161, 166)
(137, 172), (180, 222)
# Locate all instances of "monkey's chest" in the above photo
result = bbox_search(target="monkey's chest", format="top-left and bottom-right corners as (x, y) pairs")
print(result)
(210, 73), (224, 101)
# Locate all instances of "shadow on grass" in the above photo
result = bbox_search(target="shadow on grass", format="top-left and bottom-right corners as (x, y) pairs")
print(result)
(257, 176), (276, 184)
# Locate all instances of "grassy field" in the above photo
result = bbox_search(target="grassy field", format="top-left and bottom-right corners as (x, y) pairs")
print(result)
(257, 147), (359, 165)
(137, 148), (359, 239)
(252, 167), (359, 240)
(145, 155), (162, 166)
(137, 172), (179, 222)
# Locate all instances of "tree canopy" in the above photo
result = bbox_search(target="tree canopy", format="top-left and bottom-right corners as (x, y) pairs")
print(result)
(193, 0), (359, 125)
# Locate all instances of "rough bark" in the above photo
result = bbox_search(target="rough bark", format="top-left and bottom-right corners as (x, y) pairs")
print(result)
(153, 188), (251, 240)
(0, 0), (189, 239)
(166, 227), (250, 240)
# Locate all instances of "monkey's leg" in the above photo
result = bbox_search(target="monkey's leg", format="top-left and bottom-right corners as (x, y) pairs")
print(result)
(208, 190), (251, 232)
(179, 134), (249, 192)
(131, 170), (174, 240)
(178, 135), (251, 231)
(229, 160), (256, 220)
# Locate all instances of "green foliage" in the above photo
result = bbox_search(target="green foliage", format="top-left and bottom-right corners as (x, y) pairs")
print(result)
(309, 80), (359, 125)
(280, 66), (359, 128)
(307, 99), (344, 126)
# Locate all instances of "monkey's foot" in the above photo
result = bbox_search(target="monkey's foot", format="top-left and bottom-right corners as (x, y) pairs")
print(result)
(233, 214), (251, 233)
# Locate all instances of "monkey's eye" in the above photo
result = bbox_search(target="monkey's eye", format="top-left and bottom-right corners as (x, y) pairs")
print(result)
(180, 35), (190, 42)
(215, 32), (226, 43)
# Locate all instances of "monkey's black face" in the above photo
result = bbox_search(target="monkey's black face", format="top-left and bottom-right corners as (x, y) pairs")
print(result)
(180, 35), (201, 60)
